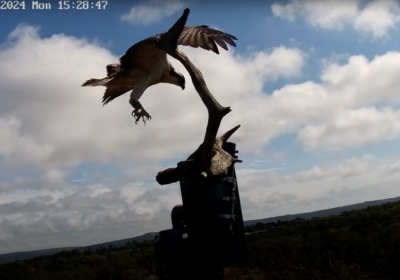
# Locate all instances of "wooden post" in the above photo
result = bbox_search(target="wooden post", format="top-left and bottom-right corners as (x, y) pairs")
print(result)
(154, 9), (247, 280)
(180, 142), (247, 279)
(154, 143), (247, 280)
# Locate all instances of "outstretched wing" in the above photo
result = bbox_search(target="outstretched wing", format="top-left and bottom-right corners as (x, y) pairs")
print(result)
(102, 86), (133, 105)
(177, 25), (237, 54)
(119, 26), (237, 69)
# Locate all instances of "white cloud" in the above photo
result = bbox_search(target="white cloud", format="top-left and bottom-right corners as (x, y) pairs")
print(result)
(353, 0), (400, 37)
(320, 52), (400, 105)
(245, 46), (305, 80)
(271, 0), (400, 38)
(0, 25), (305, 253)
(178, 45), (306, 153)
(298, 107), (400, 151)
(237, 155), (400, 220)
(0, 183), (181, 253)
(272, 0), (361, 29)
(262, 51), (400, 152)
(0, 24), (306, 184)
(2, 154), (399, 253)
(121, 0), (185, 25)
(2, 21), (400, 254)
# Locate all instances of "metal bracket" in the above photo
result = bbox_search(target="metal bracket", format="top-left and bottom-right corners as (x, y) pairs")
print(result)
(220, 196), (237, 204)
(220, 177), (236, 185)
(218, 214), (236, 221)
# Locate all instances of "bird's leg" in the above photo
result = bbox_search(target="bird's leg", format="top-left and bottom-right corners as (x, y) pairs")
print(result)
(128, 76), (151, 125)
(130, 98), (152, 125)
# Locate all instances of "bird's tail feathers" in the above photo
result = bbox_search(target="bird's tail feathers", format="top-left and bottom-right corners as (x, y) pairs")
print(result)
(82, 77), (111, 87)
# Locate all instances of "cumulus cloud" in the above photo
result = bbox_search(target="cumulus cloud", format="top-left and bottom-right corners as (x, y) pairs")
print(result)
(258, 51), (400, 152)
(0, 24), (306, 186)
(298, 107), (400, 151)
(121, 0), (185, 25)
(0, 24), (305, 253)
(2, 154), (399, 254)
(1, 21), (400, 254)
(0, 183), (181, 253)
(271, 0), (400, 38)
(237, 155), (400, 220)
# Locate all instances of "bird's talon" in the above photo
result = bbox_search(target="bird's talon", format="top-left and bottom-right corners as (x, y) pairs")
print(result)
(131, 108), (151, 125)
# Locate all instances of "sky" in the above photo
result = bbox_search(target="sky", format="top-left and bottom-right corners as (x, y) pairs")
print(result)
(1, 0), (400, 254)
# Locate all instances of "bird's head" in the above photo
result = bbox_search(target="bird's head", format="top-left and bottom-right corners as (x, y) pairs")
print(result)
(169, 64), (186, 90)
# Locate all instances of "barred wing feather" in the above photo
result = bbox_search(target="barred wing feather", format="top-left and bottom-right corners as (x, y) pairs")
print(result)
(177, 25), (237, 54)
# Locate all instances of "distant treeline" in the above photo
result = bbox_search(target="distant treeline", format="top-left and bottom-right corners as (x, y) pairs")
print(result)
(1, 200), (399, 279)
(0, 240), (155, 280)
(228, 200), (400, 279)
(244, 217), (302, 232)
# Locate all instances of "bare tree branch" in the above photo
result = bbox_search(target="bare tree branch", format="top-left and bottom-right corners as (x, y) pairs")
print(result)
(156, 125), (242, 185)
(156, 8), (240, 182)
(173, 49), (232, 175)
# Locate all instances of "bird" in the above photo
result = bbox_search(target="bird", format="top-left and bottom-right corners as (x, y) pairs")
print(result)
(82, 25), (237, 124)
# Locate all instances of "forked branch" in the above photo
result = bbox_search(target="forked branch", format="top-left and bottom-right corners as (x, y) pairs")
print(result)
(157, 125), (242, 185)
(156, 8), (241, 182)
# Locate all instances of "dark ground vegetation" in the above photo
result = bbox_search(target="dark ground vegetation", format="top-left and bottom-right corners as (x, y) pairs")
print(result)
(1, 200), (399, 280)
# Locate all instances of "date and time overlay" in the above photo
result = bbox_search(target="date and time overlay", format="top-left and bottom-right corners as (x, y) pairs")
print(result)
(0, 1), (108, 10)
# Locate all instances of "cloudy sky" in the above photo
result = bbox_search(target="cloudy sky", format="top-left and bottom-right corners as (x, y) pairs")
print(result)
(1, 0), (400, 254)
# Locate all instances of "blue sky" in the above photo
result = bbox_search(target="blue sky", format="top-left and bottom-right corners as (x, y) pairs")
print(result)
(1, 0), (400, 254)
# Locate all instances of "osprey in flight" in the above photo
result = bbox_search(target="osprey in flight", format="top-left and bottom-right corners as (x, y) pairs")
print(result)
(82, 25), (237, 124)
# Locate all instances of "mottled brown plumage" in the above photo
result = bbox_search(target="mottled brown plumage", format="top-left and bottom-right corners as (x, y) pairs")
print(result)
(82, 25), (237, 124)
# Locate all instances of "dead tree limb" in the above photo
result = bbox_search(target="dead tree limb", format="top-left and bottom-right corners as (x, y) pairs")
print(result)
(156, 8), (241, 182)
(157, 125), (242, 185)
